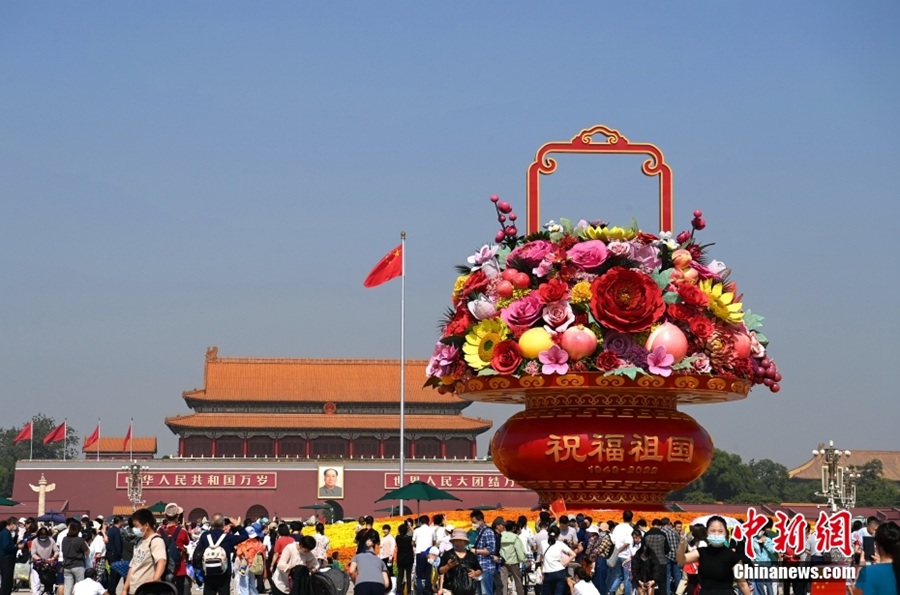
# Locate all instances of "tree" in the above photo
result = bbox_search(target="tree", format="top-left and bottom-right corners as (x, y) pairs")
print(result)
(0, 414), (80, 497)
(849, 460), (900, 507)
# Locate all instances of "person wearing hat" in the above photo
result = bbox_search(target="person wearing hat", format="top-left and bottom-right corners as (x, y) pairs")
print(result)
(583, 525), (612, 595)
(236, 527), (266, 595)
(346, 538), (391, 595)
(438, 529), (482, 595)
(158, 504), (189, 595)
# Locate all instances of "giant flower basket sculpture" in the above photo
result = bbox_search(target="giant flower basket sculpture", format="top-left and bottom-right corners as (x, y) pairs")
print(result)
(425, 125), (781, 509)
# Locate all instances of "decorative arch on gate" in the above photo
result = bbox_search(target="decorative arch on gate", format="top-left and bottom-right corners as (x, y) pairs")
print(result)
(323, 500), (344, 523)
(187, 507), (209, 523)
(246, 504), (269, 520)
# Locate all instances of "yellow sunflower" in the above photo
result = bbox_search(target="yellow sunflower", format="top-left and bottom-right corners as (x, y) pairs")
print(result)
(582, 225), (637, 242)
(699, 279), (744, 324)
(463, 319), (509, 369)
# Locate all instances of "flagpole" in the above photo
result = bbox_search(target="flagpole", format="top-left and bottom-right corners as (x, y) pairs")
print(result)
(30, 422), (33, 461)
(399, 231), (406, 517)
(130, 418), (134, 461)
(63, 419), (67, 462)
(97, 418), (101, 462)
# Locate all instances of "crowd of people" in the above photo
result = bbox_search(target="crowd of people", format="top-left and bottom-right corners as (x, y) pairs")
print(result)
(0, 507), (897, 595)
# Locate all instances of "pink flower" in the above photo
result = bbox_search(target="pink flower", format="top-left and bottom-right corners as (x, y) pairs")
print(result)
(567, 240), (609, 272)
(647, 345), (675, 376)
(539, 344), (570, 375)
(500, 294), (543, 331)
(607, 241), (634, 258)
(507, 240), (554, 267)
(523, 360), (541, 376)
(542, 300), (575, 333)
(426, 342), (461, 377)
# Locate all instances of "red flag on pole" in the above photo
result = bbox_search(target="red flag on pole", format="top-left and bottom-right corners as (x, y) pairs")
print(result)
(363, 244), (403, 288)
(43, 421), (66, 445)
(549, 497), (567, 520)
(84, 424), (100, 449)
(13, 422), (32, 444)
(123, 422), (133, 452)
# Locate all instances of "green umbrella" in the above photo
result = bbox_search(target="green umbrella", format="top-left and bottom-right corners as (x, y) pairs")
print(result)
(375, 480), (461, 515)
(0, 497), (19, 506)
(148, 501), (167, 514)
(298, 504), (333, 510)
(471, 503), (501, 511)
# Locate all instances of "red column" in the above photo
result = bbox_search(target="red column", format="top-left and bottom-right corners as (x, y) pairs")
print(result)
(178, 437), (184, 457)
(210, 438), (217, 458)
(409, 439), (416, 459)
(348, 439), (354, 458)
(274, 439), (280, 458)
(242, 438), (248, 458)
(470, 440), (476, 459)
(440, 440), (447, 459)
(305, 438), (311, 458)
(379, 439), (385, 458)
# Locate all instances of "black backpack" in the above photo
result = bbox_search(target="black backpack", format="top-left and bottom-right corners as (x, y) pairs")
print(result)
(153, 528), (183, 581)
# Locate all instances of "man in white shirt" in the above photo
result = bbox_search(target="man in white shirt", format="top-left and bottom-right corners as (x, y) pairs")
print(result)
(607, 511), (635, 595)
(412, 516), (434, 595)
(558, 517), (579, 548)
(72, 569), (107, 595)
(380, 524), (396, 578)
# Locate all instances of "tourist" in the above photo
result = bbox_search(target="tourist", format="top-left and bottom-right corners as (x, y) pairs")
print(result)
(660, 518), (681, 595)
(631, 544), (660, 595)
(559, 517), (579, 546)
(158, 505), (189, 595)
(642, 520), (669, 593)
(105, 517), (125, 595)
(395, 523), (414, 595)
(492, 518), (506, 593)
(0, 518), (22, 595)
(856, 517), (882, 566)
(433, 515), (447, 548)
(535, 520), (550, 561)
(676, 525), (703, 595)
(413, 515), (435, 595)
(277, 535), (318, 595)
(72, 568), (107, 595)
(583, 524), (611, 595)
(751, 531), (777, 595)
(347, 539), (391, 595)
(195, 514), (249, 595)
(540, 526), (577, 595)
(471, 510), (499, 595)
(269, 523), (293, 588)
(567, 566), (601, 595)
(854, 521), (899, 595)
(676, 516), (750, 595)
(311, 524), (329, 568)
(607, 511), (635, 595)
(121, 509), (166, 595)
(236, 527), (266, 595)
(379, 524), (395, 580)
(30, 526), (59, 595)
(500, 520), (527, 595)
(60, 520), (90, 595)
(356, 516), (380, 555)
(438, 529), (482, 595)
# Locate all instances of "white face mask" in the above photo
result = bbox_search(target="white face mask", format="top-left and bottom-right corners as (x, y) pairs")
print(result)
(132, 527), (144, 537)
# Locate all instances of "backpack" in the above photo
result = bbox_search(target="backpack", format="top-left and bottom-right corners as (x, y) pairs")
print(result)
(153, 528), (181, 581)
(202, 534), (228, 576)
(249, 551), (265, 576)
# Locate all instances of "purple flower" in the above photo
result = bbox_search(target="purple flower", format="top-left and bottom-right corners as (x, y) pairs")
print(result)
(603, 330), (636, 356)
(426, 342), (460, 377)
(623, 344), (650, 369)
(607, 241), (634, 258)
(467, 295), (497, 320)
(691, 353), (712, 373)
(542, 300), (575, 333)
(500, 294), (543, 330)
(467, 244), (500, 278)
(567, 240), (609, 272)
(647, 346), (675, 376)
(632, 244), (661, 272)
(539, 344), (570, 375)
(507, 240), (554, 267)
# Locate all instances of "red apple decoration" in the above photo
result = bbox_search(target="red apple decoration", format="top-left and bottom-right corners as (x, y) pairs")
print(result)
(511, 272), (531, 290)
(496, 280), (514, 298)
(733, 333), (752, 358)
(645, 322), (688, 363)
(560, 325), (598, 360)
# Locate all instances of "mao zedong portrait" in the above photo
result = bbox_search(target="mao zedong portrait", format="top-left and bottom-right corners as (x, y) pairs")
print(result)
(318, 467), (343, 498)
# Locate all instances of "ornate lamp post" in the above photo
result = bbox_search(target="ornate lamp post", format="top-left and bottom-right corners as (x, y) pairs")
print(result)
(842, 470), (861, 511)
(122, 461), (149, 512)
(812, 440), (851, 512)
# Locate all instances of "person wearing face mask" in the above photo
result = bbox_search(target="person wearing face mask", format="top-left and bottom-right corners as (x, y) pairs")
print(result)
(438, 529), (482, 595)
(120, 508), (166, 595)
(30, 527), (59, 595)
(677, 516), (750, 595)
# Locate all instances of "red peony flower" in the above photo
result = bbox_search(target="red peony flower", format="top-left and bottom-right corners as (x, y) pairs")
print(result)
(595, 350), (620, 371)
(666, 303), (695, 322)
(573, 311), (589, 327)
(731, 357), (753, 378)
(689, 316), (715, 340)
(443, 304), (474, 337)
(558, 235), (579, 250)
(490, 340), (523, 375)
(537, 278), (569, 303)
(677, 283), (709, 307)
(461, 270), (489, 297)
(636, 232), (658, 244)
(590, 267), (666, 333)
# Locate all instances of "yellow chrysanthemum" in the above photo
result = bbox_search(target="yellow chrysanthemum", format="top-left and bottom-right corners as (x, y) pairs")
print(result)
(699, 279), (744, 324)
(582, 225), (637, 242)
(570, 281), (592, 304)
(496, 289), (531, 310)
(452, 275), (469, 298)
(463, 319), (509, 370)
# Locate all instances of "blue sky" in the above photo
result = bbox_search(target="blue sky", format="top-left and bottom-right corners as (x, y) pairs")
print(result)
(1, 1), (898, 469)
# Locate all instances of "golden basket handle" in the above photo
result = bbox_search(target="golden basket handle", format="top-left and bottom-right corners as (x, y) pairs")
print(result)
(525, 124), (674, 234)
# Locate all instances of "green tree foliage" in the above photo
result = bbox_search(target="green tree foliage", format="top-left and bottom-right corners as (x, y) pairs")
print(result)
(0, 414), (80, 497)
(849, 460), (900, 507)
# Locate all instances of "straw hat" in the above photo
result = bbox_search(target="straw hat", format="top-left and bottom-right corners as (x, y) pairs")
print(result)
(450, 529), (469, 542)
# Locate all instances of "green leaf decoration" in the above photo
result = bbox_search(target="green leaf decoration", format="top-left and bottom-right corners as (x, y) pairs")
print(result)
(477, 368), (499, 376)
(560, 218), (574, 234)
(606, 366), (646, 380)
(672, 356), (701, 371)
(754, 333), (768, 345)
(497, 245), (511, 268)
(652, 269), (674, 291)
(663, 291), (679, 304)
(743, 310), (765, 331)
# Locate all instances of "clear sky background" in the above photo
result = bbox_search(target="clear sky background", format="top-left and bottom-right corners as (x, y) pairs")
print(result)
(1, 2), (898, 470)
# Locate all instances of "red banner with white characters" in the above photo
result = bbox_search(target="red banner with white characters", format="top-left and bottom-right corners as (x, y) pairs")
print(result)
(384, 473), (524, 491)
(115, 472), (277, 490)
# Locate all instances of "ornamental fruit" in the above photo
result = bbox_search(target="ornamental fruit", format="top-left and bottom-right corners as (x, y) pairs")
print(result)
(518, 327), (554, 359)
(559, 325), (598, 360)
(645, 322), (688, 363)
(512, 272), (531, 290)
(733, 333), (752, 359)
(496, 280), (514, 298)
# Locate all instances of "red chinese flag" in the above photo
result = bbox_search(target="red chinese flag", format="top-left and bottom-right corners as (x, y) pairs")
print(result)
(122, 424), (133, 452)
(13, 422), (32, 444)
(84, 424), (100, 449)
(363, 244), (403, 288)
(549, 497), (567, 519)
(43, 421), (66, 445)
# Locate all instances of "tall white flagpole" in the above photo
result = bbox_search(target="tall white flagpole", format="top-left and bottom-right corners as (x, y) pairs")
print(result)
(399, 231), (406, 517)
(30, 422), (33, 461)
(97, 418), (101, 462)
(130, 419), (134, 461)
(63, 419), (67, 462)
